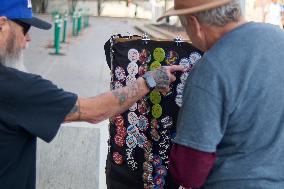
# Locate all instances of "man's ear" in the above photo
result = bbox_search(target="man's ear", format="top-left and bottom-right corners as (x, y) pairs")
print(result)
(0, 17), (8, 31)
(189, 15), (203, 40)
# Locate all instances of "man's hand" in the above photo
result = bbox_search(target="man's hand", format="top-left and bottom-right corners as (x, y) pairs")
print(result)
(146, 65), (186, 91)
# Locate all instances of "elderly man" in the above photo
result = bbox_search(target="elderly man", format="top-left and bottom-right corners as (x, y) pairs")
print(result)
(0, 0), (185, 189)
(158, 0), (284, 188)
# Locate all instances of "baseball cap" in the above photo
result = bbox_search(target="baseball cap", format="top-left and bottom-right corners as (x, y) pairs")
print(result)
(0, 0), (52, 30)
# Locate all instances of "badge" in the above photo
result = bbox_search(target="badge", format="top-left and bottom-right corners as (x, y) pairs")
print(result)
(176, 83), (185, 95)
(139, 64), (148, 76)
(152, 155), (162, 167)
(138, 99), (150, 115)
(128, 112), (139, 126)
(160, 116), (173, 130)
(128, 49), (140, 62)
(154, 175), (165, 187)
(113, 152), (123, 165)
(127, 125), (140, 136)
(113, 81), (123, 89)
(151, 119), (159, 129)
(126, 75), (136, 86)
(152, 104), (163, 119)
(153, 48), (166, 62)
(179, 58), (190, 70)
(165, 51), (179, 65)
(144, 141), (153, 153)
(129, 103), (137, 112)
(175, 94), (183, 107)
(115, 66), (126, 81)
(155, 165), (167, 176)
(114, 134), (125, 147)
(126, 135), (138, 149)
(143, 162), (154, 173)
(138, 115), (149, 131)
(150, 91), (161, 104)
(127, 61), (139, 76)
(150, 61), (162, 71)
(114, 115), (124, 127)
(139, 49), (151, 64)
(150, 129), (160, 142)
(180, 72), (189, 83)
(189, 52), (202, 64)
(116, 126), (127, 137)
(137, 133), (147, 148)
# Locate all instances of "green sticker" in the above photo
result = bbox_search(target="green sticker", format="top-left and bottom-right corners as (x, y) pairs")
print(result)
(153, 48), (166, 62)
(150, 61), (162, 71)
(150, 91), (161, 104)
(152, 104), (163, 119)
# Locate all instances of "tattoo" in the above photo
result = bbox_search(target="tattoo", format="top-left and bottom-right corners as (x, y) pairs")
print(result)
(112, 82), (141, 106)
(152, 67), (170, 90)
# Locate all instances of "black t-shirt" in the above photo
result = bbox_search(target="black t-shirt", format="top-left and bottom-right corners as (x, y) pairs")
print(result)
(0, 65), (77, 189)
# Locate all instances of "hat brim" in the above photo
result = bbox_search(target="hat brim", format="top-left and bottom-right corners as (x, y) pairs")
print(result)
(18, 17), (52, 30)
(157, 0), (232, 22)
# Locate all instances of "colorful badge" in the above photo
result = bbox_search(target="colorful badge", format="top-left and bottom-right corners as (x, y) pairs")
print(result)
(155, 165), (167, 176)
(154, 175), (165, 187)
(150, 129), (160, 142)
(128, 49), (140, 62)
(126, 135), (138, 149)
(139, 64), (148, 76)
(189, 52), (202, 64)
(150, 91), (162, 104)
(116, 126), (127, 137)
(150, 61), (162, 71)
(144, 141), (153, 153)
(176, 83), (185, 95)
(114, 134), (125, 147)
(113, 81), (123, 89)
(115, 66), (126, 81)
(160, 116), (173, 130)
(139, 49), (151, 64)
(113, 152), (123, 165)
(153, 48), (166, 62)
(129, 103), (137, 112)
(165, 51), (179, 65)
(152, 155), (162, 167)
(175, 94), (183, 107)
(151, 119), (159, 129)
(114, 115), (124, 128)
(137, 133), (147, 148)
(127, 61), (139, 76)
(127, 125), (140, 136)
(179, 58), (190, 70)
(128, 112), (139, 126)
(152, 104), (163, 119)
(138, 115), (149, 131)
(126, 75), (136, 86)
(138, 99), (150, 115)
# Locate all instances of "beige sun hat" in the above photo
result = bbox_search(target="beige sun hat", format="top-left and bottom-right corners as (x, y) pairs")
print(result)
(157, 0), (232, 22)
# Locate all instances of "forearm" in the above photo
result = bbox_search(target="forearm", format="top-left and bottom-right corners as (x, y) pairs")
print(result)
(66, 77), (149, 123)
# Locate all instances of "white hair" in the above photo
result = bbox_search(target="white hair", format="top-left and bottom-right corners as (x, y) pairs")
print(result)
(192, 0), (243, 26)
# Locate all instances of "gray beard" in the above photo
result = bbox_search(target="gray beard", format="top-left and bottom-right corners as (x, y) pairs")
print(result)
(2, 51), (27, 72)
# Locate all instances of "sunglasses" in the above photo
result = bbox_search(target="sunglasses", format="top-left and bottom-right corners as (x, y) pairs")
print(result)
(11, 19), (31, 35)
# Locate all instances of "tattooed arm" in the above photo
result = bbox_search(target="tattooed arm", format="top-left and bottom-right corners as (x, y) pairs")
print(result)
(64, 65), (185, 123)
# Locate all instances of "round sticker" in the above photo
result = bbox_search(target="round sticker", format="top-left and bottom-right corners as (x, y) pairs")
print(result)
(150, 91), (161, 104)
(126, 135), (138, 149)
(128, 49), (139, 62)
(150, 129), (160, 142)
(144, 141), (153, 153)
(180, 72), (189, 83)
(129, 103), (137, 112)
(154, 175), (165, 186)
(127, 125), (140, 137)
(137, 115), (149, 131)
(175, 94), (183, 107)
(152, 155), (162, 167)
(153, 48), (166, 62)
(156, 165), (167, 176)
(126, 75), (136, 86)
(115, 66), (126, 81)
(189, 52), (202, 64)
(139, 49), (151, 64)
(179, 58), (190, 70)
(150, 61), (162, 71)
(152, 104), (163, 119)
(151, 119), (159, 129)
(113, 81), (123, 90)
(138, 64), (148, 76)
(114, 115), (124, 127)
(137, 133), (147, 148)
(116, 126), (127, 137)
(127, 61), (139, 76)
(165, 51), (179, 65)
(113, 152), (123, 165)
(114, 134), (125, 147)
(176, 83), (185, 95)
(128, 112), (139, 126)
(138, 99), (150, 115)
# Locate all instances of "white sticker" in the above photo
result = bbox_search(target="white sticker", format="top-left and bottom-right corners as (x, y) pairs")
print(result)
(128, 49), (140, 62)
(129, 103), (137, 112)
(127, 61), (139, 76)
(27, 0), (32, 8)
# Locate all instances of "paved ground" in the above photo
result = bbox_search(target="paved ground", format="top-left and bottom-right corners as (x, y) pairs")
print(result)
(24, 15), (141, 189)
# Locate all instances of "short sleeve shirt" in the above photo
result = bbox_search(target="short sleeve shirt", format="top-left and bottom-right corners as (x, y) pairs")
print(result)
(175, 22), (284, 188)
(0, 65), (77, 189)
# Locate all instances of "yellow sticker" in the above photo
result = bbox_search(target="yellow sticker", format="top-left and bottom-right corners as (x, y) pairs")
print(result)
(153, 48), (166, 62)
(152, 104), (163, 119)
(150, 61), (161, 71)
(150, 91), (161, 104)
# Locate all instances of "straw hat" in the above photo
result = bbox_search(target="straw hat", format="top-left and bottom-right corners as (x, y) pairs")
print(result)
(157, 0), (232, 22)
